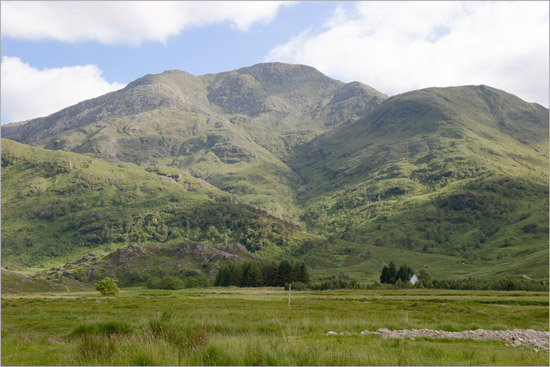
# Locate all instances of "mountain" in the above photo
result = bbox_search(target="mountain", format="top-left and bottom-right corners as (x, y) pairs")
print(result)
(291, 85), (548, 200)
(2, 63), (548, 281)
(1, 139), (308, 270)
(287, 86), (548, 277)
(2, 63), (387, 219)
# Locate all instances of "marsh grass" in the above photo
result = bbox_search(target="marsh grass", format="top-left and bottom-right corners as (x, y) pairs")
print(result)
(71, 321), (134, 337)
(2, 288), (548, 365)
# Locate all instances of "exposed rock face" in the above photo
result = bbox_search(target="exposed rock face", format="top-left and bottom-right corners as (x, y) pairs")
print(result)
(226, 243), (249, 254)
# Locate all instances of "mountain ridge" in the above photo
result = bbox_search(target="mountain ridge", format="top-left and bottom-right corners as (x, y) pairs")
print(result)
(1, 62), (548, 282)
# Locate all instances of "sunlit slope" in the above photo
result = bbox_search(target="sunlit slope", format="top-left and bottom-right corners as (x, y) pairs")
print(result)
(2, 63), (386, 219)
(1, 139), (307, 270)
(288, 86), (548, 278)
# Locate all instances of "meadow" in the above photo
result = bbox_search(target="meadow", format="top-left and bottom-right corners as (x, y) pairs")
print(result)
(1, 287), (548, 366)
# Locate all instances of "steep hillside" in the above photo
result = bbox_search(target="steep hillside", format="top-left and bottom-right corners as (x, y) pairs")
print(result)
(290, 85), (548, 200)
(288, 86), (548, 277)
(1, 139), (308, 270)
(2, 63), (386, 219)
(2, 63), (548, 282)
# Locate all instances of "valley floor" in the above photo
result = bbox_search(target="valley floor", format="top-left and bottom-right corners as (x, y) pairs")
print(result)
(1, 288), (548, 366)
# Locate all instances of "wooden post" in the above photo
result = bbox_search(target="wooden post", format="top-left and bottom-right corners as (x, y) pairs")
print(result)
(288, 283), (291, 308)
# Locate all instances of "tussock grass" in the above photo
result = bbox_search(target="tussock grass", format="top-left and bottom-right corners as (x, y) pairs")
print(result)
(2, 288), (548, 365)
(71, 321), (134, 337)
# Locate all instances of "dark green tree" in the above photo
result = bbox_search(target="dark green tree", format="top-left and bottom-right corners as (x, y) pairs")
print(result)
(278, 260), (292, 286)
(417, 269), (432, 288)
(231, 263), (244, 286)
(264, 262), (279, 286)
(387, 262), (397, 284)
(380, 265), (390, 284)
(296, 262), (310, 283)
(214, 265), (231, 286)
(247, 262), (264, 287)
(397, 264), (414, 282)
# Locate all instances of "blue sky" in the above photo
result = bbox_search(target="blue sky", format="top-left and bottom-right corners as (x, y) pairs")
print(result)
(1, 1), (548, 124)
(1, 2), (343, 82)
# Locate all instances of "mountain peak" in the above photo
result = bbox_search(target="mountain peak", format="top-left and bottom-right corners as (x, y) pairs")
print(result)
(237, 62), (332, 80)
(224, 62), (342, 94)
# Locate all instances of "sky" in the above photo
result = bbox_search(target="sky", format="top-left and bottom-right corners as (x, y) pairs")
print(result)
(1, 1), (548, 124)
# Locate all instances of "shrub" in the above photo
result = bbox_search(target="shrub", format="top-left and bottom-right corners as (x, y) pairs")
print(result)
(145, 277), (162, 289)
(159, 276), (183, 290)
(96, 277), (119, 296)
(184, 275), (209, 288)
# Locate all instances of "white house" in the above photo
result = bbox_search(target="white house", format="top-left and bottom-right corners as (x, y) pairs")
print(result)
(409, 274), (418, 285)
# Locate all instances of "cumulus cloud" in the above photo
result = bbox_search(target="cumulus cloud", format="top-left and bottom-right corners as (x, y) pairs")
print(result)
(1, 1), (294, 45)
(1, 57), (125, 123)
(266, 1), (549, 106)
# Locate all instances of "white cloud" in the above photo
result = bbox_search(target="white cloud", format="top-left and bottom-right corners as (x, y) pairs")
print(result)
(266, 1), (549, 107)
(1, 57), (125, 123)
(1, 1), (294, 45)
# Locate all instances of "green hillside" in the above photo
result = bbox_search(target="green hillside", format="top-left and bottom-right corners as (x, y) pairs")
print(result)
(2, 63), (386, 219)
(1, 64), (548, 282)
(1, 139), (308, 270)
(288, 86), (549, 278)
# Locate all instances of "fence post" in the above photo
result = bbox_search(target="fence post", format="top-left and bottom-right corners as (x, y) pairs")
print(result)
(288, 283), (291, 308)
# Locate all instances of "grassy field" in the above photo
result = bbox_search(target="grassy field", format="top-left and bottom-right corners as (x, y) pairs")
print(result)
(2, 287), (548, 366)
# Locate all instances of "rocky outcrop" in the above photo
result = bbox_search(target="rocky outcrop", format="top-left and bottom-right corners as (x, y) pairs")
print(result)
(52, 241), (254, 285)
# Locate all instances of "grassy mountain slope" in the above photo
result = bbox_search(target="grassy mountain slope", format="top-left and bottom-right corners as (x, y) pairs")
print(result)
(2, 63), (386, 219)
(291, 86), (547, 200)
(1, 63), (548, 282)
(1, 139), (308, 270)
(288, 86), (548, 278)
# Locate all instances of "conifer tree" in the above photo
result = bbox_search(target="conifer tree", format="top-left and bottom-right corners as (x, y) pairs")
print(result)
(278, 260), (292, 286)
(380, 265), (390, 284)
(387, 262), (397, 284)
(247, 262), (263, 287)
(297, 262), (310, 283)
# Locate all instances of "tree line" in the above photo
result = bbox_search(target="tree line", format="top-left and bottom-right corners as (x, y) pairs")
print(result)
(377, 262), (548, 291)
(214, 260), (310, 287)
(379, 262), (416, 285)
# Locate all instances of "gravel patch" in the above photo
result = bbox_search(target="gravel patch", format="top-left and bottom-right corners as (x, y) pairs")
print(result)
(325, 328), (549, 351)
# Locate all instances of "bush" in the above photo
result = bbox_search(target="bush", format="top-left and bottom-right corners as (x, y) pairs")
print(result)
(145, 277), (162, 289)
(96, 277), (119, 296)
(159, 276), (184, 290)
(184, 275), (209, 288)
